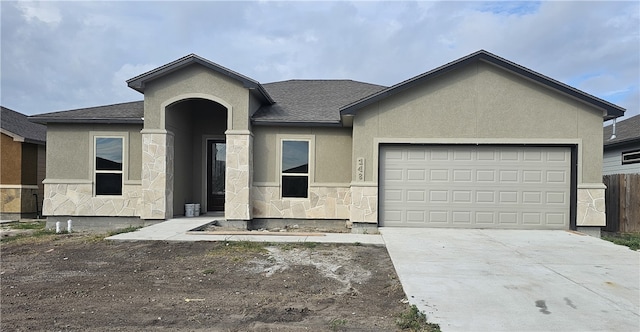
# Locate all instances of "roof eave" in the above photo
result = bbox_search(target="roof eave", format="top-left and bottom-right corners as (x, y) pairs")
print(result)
(29, 117), (144, 125)
(251, 120), (342, 127)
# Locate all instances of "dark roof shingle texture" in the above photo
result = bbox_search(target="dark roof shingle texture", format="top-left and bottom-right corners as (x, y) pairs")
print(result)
(30, 101), (144, 124)
(252, 80), (386, 124)
(1, 106), (47, 144)
(604, 114), (640, 147)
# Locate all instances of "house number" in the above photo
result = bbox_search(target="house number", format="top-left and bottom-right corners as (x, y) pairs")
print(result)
(356, 158), (365, 181)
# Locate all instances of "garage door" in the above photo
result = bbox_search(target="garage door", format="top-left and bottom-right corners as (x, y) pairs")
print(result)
(379, 145), (571, 229)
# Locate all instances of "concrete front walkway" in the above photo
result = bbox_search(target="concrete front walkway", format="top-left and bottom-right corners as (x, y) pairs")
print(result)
(380, 228), (640, 332)
(106, 215), (384, 245)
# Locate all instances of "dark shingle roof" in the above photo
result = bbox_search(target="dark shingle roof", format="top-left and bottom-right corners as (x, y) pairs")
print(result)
(29, 101), (144, 124)
(340, 50), (626, 120)
(604, 114), (640, 148)
(252, 80), (386, 125)
(1, 106), (47, 144)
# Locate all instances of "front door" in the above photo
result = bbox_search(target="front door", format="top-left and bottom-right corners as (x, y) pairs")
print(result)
(207, 140), (226, 211)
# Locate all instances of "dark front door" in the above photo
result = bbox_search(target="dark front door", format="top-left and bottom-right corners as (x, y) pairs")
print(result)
(207, 140), (226, 211)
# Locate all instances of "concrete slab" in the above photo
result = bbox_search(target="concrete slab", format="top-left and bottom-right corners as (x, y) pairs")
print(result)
(380, 228), (640, 332)
(106, 216), (384, 245)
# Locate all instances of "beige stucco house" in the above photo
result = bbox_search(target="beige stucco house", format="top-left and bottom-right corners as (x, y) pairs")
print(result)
(30, 50), (625, 235)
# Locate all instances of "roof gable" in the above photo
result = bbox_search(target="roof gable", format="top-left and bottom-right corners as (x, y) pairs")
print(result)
(340, 50), (625, 120)
(1, 106), (47, 144)
(126, 54), (274, 104)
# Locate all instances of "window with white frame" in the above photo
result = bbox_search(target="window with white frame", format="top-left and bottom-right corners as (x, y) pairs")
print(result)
(94, 137), (124, 195)
(281, 140), (309, 198)
(622, 149), (640, 165)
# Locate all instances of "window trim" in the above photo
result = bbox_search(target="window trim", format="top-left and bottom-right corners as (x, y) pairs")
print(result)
(277, 135), (314, 199)
(91, 132), (128, 197)
(622, 149), (640, 165)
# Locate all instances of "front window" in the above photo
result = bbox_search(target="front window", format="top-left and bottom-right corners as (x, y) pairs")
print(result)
(95, 137), (123, 195)
(281, 140), (309, 198)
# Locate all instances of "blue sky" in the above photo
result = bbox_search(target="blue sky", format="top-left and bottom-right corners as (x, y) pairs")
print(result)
(1, 1), (638, 122)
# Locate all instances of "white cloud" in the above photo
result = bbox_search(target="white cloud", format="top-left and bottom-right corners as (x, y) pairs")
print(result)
(16, 0), (61, 26)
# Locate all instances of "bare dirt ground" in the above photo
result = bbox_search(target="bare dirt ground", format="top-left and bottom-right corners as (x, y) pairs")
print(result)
(1, 232), (412, 331)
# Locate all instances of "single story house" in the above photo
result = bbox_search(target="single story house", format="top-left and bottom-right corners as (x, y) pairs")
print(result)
(1, 106), (47, 220)
(603, 114), (640, 175)
(30, 50), (625, 235)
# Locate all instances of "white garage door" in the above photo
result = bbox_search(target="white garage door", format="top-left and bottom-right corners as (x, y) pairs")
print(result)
(380, 145), (571, 229)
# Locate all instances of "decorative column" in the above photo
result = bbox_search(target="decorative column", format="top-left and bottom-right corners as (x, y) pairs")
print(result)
(140, 129), (174, 219)
(225, 130), (252, 220)
(576, 183), (606, 227)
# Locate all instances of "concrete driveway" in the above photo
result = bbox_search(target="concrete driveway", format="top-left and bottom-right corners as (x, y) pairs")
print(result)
(380, 228), (640, 332)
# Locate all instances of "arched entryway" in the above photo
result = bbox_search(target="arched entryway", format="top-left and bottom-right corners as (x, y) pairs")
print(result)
(165, 98), (228, 216)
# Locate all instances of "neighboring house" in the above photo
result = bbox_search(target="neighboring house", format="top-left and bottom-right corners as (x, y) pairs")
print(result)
(1, 106), (47, 220)
(30, 50), (625, 235)
(603, 114), (640, 175)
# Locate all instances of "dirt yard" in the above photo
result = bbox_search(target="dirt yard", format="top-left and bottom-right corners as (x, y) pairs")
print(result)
(1, 232), (416, 331)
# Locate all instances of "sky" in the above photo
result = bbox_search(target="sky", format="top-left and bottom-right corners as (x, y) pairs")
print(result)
(1, 1), (639, 123)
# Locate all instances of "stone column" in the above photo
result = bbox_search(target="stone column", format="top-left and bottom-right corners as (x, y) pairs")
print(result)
(350, 184), (378, 223)
(577, 184), (606, 227)
(225, 130), (252, 220)
(140, 130), (174, 219)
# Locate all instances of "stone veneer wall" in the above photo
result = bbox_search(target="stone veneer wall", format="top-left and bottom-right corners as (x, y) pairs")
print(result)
(225, 133), (252, 220)
(140, 131), (174, 219)
(576, 186), (606, 226)
(42, 182), (141, 216)
(252, 185), (351, 219)
(350, 185), (378, 223)
(0, 186), (39, 218)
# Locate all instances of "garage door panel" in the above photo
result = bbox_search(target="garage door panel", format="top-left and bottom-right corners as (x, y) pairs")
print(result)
(380, 145), (571, 229)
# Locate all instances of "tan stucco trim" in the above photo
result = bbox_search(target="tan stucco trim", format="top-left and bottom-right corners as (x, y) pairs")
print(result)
(371, 138), (583, 183)
(0, 184), (39, 189)
(253, 182), (279, 187)
(124, 180), (142, 185)
(349, 181), (378, 187)
(0, 129), (25, 142)
(310, 182), (350, 188)
(578, 183), (607, 189)
(140, 129), (168, 134)
(225, 130), (252, 135)
(160, 93), (234, 130)
(42, 179), (92, 184)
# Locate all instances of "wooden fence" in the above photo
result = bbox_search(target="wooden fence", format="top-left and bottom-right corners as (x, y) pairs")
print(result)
(603, 174), (640, 233)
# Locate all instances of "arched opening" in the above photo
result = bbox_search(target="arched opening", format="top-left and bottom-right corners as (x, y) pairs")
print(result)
(165, 98), (228, 216)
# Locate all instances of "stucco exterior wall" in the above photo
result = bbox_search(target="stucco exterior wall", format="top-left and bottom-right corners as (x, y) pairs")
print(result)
(352, 62), (604, 184)
(251, 126), (352, 220)
(43, 123), (143, 217)
(252, 126), (352, 184)
(1, 133), (46, 218)
(45, 124), (142, 181)
(1, 133), (21, 184)
(142, 64), (250, 131)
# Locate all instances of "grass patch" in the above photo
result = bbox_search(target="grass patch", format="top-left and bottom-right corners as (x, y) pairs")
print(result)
(396, 305), (440, 332)
(0, 229), (59, 244)
(8, 220), (46, 230)
(329, 318), (347, 331)
(602, 233), (640, 250)
(106, 226), (142, 237)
